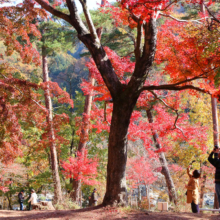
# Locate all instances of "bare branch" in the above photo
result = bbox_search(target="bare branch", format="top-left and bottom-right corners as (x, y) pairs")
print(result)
(159, 13), (206, 24)
(34, 0), (71, 24)
(64, 0), (89, 35)
(79, 0), (100, 44)
(141, 84), (209, 94)
(203, 3), (220, 23)
(149, 91), (186, 137)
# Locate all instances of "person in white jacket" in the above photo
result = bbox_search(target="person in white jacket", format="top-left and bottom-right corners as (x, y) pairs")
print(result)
(28, 189), (38, 210)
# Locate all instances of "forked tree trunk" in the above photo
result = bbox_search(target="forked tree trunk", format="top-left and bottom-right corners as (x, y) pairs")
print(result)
(72, 74), (95, 202)
(211, 96), (219, 209)
(42, 46), (62, 204)
(102, 17), (157, 206)
(146, 108), (177, 204)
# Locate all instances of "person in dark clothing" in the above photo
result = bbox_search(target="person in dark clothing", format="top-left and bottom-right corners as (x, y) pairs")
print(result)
(88, 196), (92, 207)
(18, 190), (24, 211)
(208, 146), (220, 205)
(90, 188), (98, 206)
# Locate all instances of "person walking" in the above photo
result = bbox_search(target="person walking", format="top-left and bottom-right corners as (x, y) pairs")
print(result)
(28, 189), (38, 210)
(185, 165), (201, 213)
(18, 190), (24, 211)
(208, 146), (220, 205)
(90, 188), (98, 206)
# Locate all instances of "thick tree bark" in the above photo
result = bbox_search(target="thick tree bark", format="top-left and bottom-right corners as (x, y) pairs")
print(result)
(146, 109), (177, 204)
(103, 98), (138, 206)
(42, 46), (62, 204)
(102, 18), (157, 206)
(211, 96), (219, 209)
(72, 74), (95, 202)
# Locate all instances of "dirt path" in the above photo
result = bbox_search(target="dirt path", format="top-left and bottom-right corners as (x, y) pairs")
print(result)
(0, 206), (220, 220)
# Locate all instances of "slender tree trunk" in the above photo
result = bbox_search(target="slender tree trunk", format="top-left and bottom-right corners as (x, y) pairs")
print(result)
(42, 46), (62, 204)
(146, 108), (177, 204)
(146, 185), (150, 210)
(211, 96), (219, 209)
(72, 74), (95, 202)
(77, 74), (95, 152)
(199, 173), (206, 208)
(137, 184), (142, 206)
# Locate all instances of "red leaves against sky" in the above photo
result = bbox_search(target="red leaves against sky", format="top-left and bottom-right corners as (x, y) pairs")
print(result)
(101, 0), (214, 28)
(61, 149), (99, 185)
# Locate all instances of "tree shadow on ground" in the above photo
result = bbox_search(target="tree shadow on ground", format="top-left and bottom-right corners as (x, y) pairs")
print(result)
(0, 208), (219, 220)
(0, 205), (104, 220)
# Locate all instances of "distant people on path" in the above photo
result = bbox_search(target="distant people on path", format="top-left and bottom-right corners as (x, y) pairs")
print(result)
(185, 165), (200, 213)
(208, 145), (220, 205)
(90, 188), (98, 206)
(18, 190), (24, 211)
(28, 189), (38, 210)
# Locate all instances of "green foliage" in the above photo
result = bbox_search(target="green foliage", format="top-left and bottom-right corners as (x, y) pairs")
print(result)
(37, 20), (75, 57)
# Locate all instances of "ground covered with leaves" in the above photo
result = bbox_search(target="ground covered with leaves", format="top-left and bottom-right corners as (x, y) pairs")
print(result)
(1, 206), (220, 220)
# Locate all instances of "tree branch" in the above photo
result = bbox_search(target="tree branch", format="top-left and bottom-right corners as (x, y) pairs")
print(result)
(134, 20), (142, 61)
(34, 0), (71, 24)
(141, 84), (209, 94)
(79, 0), (100, 45)
(203, 3), (220, 23)
(159, 13), (206, 24)
(65, 0), (89, 35)
(149, 90), (186, 138)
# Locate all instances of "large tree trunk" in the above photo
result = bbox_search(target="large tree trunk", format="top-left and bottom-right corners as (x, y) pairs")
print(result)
(146, 108), (177, 204)
(42, 46), (62, 204)
(211, 96), (219, 209)
(101, 18), (157, 206)
(72, 74), (95, 203)
(103, 99), (138, 206)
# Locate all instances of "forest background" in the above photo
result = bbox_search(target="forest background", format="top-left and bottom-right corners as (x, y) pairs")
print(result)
(0, 0), (220, 212)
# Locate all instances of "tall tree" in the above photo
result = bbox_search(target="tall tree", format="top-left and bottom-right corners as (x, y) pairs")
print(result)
(72, 73), (95, 203)
(42, 46), (63, 203)
(146, 108), (177, 204)
(19, 0), (220, 205)
(39, 20), (74, 203)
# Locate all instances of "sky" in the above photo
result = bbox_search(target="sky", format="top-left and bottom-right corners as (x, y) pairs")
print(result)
(75, 0), (102, 13)
(3, 0), (114, 12)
